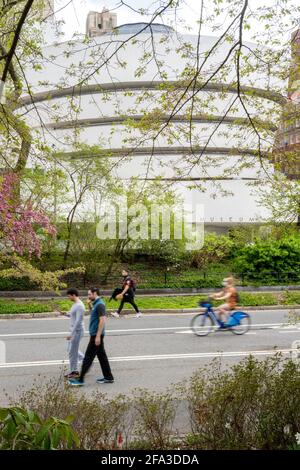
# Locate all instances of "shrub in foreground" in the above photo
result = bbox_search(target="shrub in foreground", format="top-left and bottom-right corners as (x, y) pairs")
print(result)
(4, 356), (300, 450)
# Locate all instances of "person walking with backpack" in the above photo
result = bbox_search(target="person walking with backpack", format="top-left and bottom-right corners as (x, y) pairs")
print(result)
(68, 287), (114, 386)
(111, 269), (142, 318)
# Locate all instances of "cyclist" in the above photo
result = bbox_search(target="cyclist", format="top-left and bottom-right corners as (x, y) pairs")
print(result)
(211, 276), (238, 322)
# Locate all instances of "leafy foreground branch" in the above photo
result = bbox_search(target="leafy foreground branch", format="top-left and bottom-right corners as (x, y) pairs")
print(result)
(0, 407), (78, 450)
(2, 355), (299, 450)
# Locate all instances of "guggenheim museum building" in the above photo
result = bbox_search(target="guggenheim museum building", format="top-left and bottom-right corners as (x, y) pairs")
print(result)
(19, 3), (285, 232)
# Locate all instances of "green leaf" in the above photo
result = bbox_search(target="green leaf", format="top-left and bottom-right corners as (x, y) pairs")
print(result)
(35, 425), (50, 445)
(3, 419), (16, 440)
(0, 409), (9, 421)
(50, 427), (60, 449)
(63, 414), (74, 425)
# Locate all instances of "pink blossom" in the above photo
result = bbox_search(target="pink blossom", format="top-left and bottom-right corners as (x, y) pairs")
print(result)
(0, 173), (56, 257)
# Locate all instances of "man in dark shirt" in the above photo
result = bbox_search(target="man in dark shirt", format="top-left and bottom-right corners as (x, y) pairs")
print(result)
(111, 269), (142, 318)
(68, 287), (114, 386)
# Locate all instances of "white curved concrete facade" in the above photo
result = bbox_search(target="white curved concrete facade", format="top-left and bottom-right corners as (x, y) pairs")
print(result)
(20, 23), (283, 226)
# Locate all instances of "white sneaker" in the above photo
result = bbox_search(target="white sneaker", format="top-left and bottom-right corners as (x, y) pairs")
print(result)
(136, 312), (142, 318)
(110, 311), (120, 318)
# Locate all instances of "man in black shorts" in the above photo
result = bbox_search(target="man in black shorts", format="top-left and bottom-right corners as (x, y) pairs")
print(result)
(111, 269), (142, 318)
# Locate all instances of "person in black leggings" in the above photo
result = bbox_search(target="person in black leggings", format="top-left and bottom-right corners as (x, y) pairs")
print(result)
(111, 269), (142, 318)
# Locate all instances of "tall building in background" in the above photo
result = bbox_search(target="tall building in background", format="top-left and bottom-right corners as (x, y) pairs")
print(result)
(274, 29), (300, 179)
(289, 29), (300, 104)
(86, 7), (117, 38)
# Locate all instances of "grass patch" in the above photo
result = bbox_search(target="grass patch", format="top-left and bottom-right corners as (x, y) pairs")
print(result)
(0, 300), (54, 314)
(284, 291), (300, 305)
(0, 291), (299, 314)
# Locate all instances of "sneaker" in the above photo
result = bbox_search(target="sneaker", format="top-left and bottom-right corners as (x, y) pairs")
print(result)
(96, 377), (114, 384)
(136, 312), (142, 318)
(110, 311), (120, 318)
(68, 379), (84, 386)
(65, 371), (80, 379)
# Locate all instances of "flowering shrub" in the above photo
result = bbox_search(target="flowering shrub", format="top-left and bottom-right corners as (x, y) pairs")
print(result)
(0, 173), (84, 290)
(0, 173), (56, 257)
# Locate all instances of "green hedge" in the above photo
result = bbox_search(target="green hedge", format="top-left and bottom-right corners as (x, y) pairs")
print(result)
(233, 236), (300, 283)
(0, 277), (37, 291)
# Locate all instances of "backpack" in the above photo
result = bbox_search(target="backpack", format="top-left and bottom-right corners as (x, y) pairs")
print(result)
(109, 287), (123, 302)
(130, 278), (137, 293)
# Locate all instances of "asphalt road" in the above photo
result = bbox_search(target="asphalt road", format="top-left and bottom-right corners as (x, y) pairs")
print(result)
(0, 309), (299, 406)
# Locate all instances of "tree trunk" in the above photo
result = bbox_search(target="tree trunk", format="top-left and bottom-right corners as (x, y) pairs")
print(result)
(62, 224), (72, 269)
(101, 239), (124, 284)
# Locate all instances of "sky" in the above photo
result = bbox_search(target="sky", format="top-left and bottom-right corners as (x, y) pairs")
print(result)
(54, 0), (205, 39)
(52, 0), (297, 44)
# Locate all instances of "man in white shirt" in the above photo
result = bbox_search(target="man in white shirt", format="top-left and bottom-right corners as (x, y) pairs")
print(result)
(65, 288), (85, 379)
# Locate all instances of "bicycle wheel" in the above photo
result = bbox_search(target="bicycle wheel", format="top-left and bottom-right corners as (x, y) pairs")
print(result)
(230, 314), (251, 335)
(190, 313), (215, 336)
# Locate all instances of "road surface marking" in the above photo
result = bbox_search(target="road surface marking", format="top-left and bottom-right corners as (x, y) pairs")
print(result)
(0, 323), (292, 338)
(279, 330), (300, 334)
(176, 330), (257, 335)
(0, 309), (298, 322)
(0, 348), (296, 369)
(0, 326), (190, 337)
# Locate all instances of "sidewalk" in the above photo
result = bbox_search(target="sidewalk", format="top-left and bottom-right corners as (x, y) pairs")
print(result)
(1, 304), (299, 320)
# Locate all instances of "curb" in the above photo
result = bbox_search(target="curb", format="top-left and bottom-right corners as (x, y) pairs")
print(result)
(0, 305), (299, 319)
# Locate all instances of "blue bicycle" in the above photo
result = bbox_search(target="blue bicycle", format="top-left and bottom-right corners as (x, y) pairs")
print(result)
(190, 298), (251, 336)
